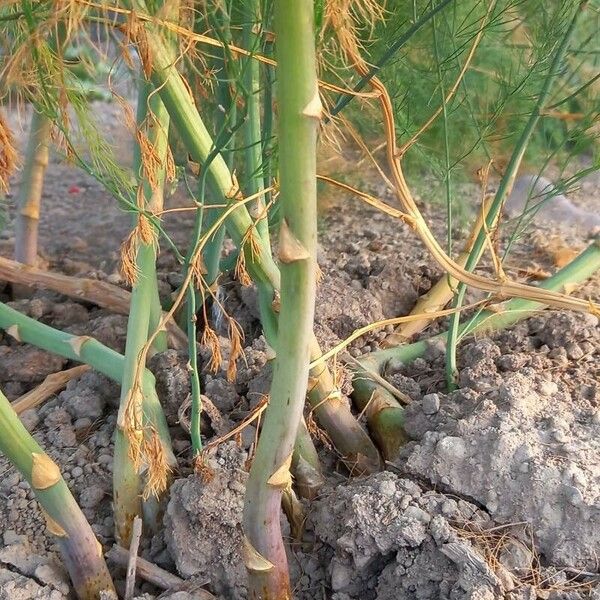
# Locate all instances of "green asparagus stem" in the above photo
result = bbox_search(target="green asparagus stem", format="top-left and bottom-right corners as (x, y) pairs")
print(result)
(445, 1), (588, 389)
(201, 2), (236, 286)
(243, 2), (319, 596)
(242, 0), (271, 250)
(0, 388), (115, 599)
(14, 110), (50, 268)
(114, 77), (172, 545)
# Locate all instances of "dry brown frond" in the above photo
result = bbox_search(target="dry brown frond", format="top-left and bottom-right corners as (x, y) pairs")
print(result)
(320, 0), (385, 70)
(0, 112), (18, 193)
(122, 384), (144, 469)
(247, 230), (261, 261)
(52, 0), (88, 41)
(319, 95), (348, 155)
(1, 42), (30, 91)
(119, 89), (170, 196)
(138, 213), (157, 245)
(190, 253), (208, 288)
(452, 519), (592, 595)
(142, 428), (172, 499)
(119, 214), (158, 285)
(136, 128), (162, 191)
(201, 325), (222, 373)
(2, 2), (64, 93)
(71, 0), (379, 99)
(226, 318), (245, 383)
(234, 250), (253, 287)
(124, 9), (153, 78)
(119, 228), (140, 285)
(195, 453), (215, 483)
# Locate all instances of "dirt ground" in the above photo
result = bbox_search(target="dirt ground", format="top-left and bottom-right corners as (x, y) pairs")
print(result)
(0, 101), (599, 599)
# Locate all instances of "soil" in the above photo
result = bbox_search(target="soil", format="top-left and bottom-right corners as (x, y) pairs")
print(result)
(0, 99), (599, 599)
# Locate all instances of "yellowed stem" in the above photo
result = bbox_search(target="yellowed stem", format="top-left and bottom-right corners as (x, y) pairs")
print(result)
(384, 197), (497, 346)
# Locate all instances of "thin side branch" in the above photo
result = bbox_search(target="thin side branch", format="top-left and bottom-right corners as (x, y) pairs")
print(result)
(398, 1), (496, 156)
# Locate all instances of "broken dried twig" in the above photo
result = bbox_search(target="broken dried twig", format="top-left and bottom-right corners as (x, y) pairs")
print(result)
(12, 365), (90, 415)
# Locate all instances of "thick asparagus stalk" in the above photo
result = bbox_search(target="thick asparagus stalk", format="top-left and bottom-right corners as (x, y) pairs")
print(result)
(0, 388), (115, 599)
(14, 110), (50, 268)
(243, 2), (319, 596)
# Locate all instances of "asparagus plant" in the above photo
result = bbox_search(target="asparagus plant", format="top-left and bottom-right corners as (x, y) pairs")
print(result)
(0, 3), (597, 598)
(132, 0), (592, 478)
(0, 387), (115, 599)
(444, 0), (588, 389)
(129, 0), (382, 474)
(243, 2), (319, 596)
(197, 1), (236, 289)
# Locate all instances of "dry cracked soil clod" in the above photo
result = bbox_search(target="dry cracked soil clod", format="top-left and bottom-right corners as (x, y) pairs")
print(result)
(396, 312), (600, 573)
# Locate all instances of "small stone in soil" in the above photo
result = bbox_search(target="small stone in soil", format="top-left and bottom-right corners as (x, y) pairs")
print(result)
(422, 393), (441, 414)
